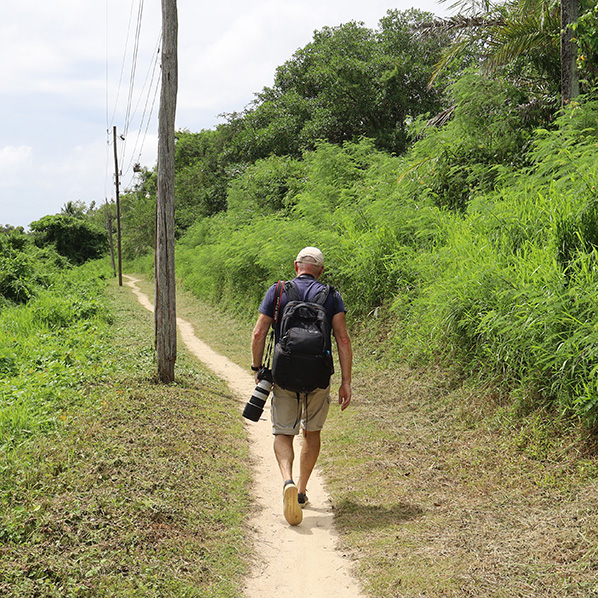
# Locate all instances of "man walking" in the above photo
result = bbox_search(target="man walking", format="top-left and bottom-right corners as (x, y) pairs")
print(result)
(251, 247), (352, 525)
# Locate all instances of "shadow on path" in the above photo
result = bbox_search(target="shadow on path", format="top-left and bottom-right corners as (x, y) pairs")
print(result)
(333, 499), (425, 531)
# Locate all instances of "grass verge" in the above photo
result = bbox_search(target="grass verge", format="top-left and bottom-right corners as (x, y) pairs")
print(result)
(169, 278), (598, 597)
(320, 355), (598, 597)
(0, 276), (251, 597)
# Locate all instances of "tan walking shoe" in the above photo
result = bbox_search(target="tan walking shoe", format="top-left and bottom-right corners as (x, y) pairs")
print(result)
(283, 480), (302, 526)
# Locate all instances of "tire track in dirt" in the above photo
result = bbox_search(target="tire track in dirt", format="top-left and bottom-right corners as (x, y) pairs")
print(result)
(124, 276), (364, 598)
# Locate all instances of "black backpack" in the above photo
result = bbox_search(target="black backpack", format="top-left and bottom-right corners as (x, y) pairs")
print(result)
(271, 281), (334, 393)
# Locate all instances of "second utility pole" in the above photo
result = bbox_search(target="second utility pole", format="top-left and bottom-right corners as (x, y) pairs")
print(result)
(112, 126), (123, 286)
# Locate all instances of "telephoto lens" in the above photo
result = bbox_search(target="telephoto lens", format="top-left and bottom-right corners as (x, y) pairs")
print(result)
(242, 367), (273, 422)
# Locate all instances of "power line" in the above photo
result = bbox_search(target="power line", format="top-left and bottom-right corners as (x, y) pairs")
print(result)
(105, 0), (160, 194)
(121, 0), (146, 160)
(105, 0), (139, 200)
(107, 0), (138, 131)
(121, 33), (161, 181)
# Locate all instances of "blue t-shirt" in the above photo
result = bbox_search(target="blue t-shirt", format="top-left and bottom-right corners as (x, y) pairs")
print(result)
(259, 274), (346, 342)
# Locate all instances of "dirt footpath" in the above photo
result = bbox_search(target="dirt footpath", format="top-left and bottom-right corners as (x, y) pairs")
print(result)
(124, 276), (364, 598)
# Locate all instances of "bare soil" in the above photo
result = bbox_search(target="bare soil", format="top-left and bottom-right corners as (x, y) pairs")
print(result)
(124, 276), (365, 598)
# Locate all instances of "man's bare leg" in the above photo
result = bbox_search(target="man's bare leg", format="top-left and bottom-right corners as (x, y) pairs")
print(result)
(274, 434), (302, 525)
(297, 430), (320, 495)
(274, 434), (294, 481)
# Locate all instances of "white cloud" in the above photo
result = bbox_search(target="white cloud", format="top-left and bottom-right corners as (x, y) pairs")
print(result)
(0, 146), (33, 187)
(0, 0), (450, 227)
(0, 145), (33, 166)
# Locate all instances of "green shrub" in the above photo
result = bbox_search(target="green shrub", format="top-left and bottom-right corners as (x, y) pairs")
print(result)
(30, 214), (108, 265)
(226, 154), (306, 221)
(0, 260), (113, 447)
(404, 70), (537, 212)
(0, 237), (50, 304)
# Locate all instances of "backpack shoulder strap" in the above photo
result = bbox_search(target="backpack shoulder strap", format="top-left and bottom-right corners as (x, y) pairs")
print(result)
(283, 280), (335, 306)
(264, 281), (285, 367)
(283, 280), (301, 302)
(312, 284), (332, 306)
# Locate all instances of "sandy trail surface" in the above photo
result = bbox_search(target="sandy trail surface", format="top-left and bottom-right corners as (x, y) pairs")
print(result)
(124, 276), (364, 598)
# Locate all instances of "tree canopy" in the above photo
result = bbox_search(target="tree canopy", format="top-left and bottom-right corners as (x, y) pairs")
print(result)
(226, 11), (449, 162)
(30, 215), (108, 265)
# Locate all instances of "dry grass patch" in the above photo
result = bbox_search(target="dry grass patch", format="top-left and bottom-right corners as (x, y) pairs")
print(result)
(321, 363), (598, 597)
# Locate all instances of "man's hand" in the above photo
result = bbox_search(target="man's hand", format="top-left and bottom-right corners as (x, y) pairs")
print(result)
(338, 382), (351, 411)
(252, 313), (273, 374)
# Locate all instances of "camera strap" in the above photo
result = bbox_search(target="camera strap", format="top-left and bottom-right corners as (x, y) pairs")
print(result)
(272, 280), (285, 325)
(264, 280), (285, 369)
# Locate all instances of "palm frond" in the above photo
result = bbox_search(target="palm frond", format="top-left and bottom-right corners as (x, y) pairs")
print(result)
(484, 8), (560, 67)
(428, 40), (471, 88)
(438, 0), (495, 17)
(417, 14), (504, 34)
(426, 105), (457, 128)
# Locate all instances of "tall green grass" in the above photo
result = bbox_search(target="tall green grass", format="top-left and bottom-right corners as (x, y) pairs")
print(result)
(159, 96), (598, 426)
(403, 102), (598, 423)
(0, 261), (113, 448)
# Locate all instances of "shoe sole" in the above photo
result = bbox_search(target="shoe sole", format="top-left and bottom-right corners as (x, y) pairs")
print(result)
(283, 483), (303, 526)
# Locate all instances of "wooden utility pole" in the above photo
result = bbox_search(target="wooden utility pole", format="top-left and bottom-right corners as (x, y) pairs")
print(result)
(105, 197), (117, 277)
(155, 0), (178, 383)
(112, 126), (123, 286)
(561, 0), (580, 105)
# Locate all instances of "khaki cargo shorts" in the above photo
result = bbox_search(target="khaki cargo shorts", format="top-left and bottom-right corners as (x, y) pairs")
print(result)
(270, 383), (331, 435)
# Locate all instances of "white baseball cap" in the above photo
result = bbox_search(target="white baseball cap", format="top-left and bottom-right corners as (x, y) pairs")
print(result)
(296, 246), (324, 267)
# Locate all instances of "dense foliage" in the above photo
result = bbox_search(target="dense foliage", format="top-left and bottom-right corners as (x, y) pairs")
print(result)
(227, 10), (448, 162)
(7, 5), (598, 427)
(0, 258), (113, 448)
(0, 232), (69, 305)
(166, 90), (598, 427)
(30, 214), (108, 265)
(0, 236), (110, 446)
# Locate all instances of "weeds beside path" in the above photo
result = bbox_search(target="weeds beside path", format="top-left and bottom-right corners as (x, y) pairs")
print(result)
(0, 277), (251, 597)
(140, 275), (598, 597)
(3, 270), (598, 597)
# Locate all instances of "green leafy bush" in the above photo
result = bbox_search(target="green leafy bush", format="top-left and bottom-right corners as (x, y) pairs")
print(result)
(0, 236), (50, 305)
(0, 260), (113, 447)
(226, 154), (306, 221)
(30, 214), (108, 265)
(404, 70), (538, 211)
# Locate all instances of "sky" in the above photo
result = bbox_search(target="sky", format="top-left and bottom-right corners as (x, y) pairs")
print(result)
(0, 0), (450, 229)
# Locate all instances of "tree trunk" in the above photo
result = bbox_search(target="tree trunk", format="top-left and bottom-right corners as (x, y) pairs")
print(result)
(561, 0), (580, 105)
(155, 0), (178, 383)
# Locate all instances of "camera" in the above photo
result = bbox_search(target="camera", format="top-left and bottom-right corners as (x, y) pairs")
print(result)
(242, 367), (273, 422)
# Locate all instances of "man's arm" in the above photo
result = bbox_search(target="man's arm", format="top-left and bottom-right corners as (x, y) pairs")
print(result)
(332, 311), (352, 410)
(252, 312), (273, 375)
